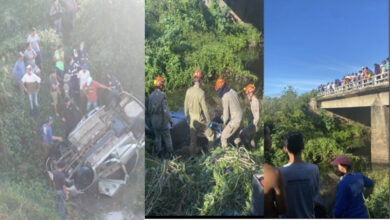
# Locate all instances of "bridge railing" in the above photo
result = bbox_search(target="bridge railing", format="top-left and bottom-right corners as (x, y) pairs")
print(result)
(319, 70), (389, 96)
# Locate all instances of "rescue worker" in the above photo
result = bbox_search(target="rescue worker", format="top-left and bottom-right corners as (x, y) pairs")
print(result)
(147, 76), (174, 158)
(215, 78), (243, 147)
(184, 70), (214, 154)
(235, 84), (260, 148)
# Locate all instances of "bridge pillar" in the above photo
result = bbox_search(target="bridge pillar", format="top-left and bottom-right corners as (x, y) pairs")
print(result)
(371, 104), (389, 163)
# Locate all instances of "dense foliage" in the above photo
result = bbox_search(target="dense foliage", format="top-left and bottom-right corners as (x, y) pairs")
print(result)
(145, 146), (262, 216)
(145, 0), (263, 216)
(264, 86), (388, 218)
(145, 0), (262, 94)
(0, 0), (143, 218)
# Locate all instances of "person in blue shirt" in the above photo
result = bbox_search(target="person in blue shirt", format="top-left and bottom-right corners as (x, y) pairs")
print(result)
(331, 155), (374, 218)
(12, 52), (26, 93)
(41, 116), (63, 158)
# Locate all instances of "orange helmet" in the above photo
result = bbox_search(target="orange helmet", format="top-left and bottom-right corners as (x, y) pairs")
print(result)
(244, 84), (255, 95)
(215, 78), (225, 90)
(154, 76), (164, 88)
(193, 70), (203, 79)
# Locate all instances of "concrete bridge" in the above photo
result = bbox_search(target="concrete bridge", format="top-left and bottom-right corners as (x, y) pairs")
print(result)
(316, 84), (389, 163)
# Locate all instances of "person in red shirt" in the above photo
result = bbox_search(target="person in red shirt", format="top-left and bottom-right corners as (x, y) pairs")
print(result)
(82, 76), (110, 112)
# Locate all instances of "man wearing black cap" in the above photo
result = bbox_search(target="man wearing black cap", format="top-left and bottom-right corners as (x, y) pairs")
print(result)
(61, 97), (81, 137)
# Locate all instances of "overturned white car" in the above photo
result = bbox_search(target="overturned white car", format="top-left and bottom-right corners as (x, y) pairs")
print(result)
(46, 92), (144, 197)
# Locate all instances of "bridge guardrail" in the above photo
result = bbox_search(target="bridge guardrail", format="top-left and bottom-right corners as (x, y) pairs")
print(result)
(319, 70), (389, 97)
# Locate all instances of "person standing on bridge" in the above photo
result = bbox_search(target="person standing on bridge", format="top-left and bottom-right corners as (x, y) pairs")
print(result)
(147, 76), (174, 158)
(184, 70), (214, 155)
(235, 84), (260, 148)
(331, 155), (374, 218)
(381, 60), (386, 74)
(215, 78), (242, 147)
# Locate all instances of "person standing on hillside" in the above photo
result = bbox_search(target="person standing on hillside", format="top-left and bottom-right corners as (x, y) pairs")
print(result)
(49, 71), (61, 117)
(82, 76), (110, 112)
(61, 97), (81, 137)
(78, 42), (88, 67)
(27, 28), (42, 71)
(24, 43), (37, 67)
(106, 72), (123, 108)
(50, 0), (63, 36)
(235, 84), (260, 148)
(278, 132), (320, 218)
(41, 116), (63, 159)
(331, 155), (374, 218)
(77, 64), (90, 90)
(21, 65), (41, 116)
(147, 76), (174, 158)
(215, 78), (242, 147)
(53, 45), (65, 80)
(12, 52), (26, 93)
(52, 161), (69, 220)
(184, 70), (214, 155)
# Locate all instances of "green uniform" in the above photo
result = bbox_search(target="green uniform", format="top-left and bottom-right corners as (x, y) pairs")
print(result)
(147, 88), (173, 155)
(221, 89), (242, 147)
(184, 84), (214, 154)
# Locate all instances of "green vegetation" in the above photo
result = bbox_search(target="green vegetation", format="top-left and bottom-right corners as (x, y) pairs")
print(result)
(0, 0), (141, 218)
(264, 86), (389, 218)
(145, 0), (263, 216)
(145, 0), (262, 94)
(145, 146), (262, 216)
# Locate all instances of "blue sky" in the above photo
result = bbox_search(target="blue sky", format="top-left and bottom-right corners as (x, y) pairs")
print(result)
(264, 0), (388, 97)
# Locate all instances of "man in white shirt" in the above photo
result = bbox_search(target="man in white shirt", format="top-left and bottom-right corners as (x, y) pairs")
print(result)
(77, 63), (90, 90)
(21, 65), (41, 116)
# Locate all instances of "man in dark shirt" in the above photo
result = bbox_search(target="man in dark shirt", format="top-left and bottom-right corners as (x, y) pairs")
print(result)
(53, 161), (69, 220)
(106, 72), (123, 109)
(61, 97), (81, 137)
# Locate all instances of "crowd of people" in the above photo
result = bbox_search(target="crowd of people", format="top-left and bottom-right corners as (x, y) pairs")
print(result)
(10, 2), (124, 219)
(146, 71), (260, 159)
(259, 128), (374, 218)
(318, 58), (390, 96)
